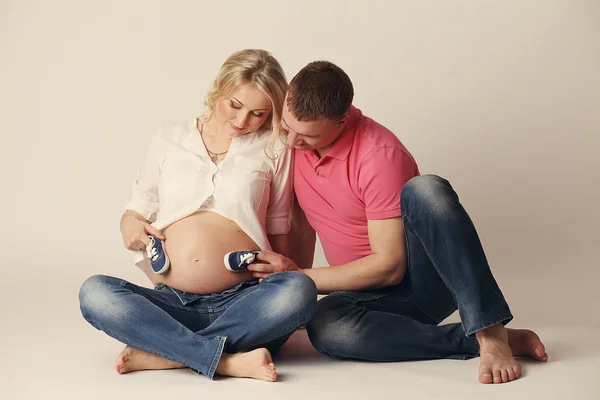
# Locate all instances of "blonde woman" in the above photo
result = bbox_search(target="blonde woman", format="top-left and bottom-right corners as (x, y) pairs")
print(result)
(79, 49), (317, 382)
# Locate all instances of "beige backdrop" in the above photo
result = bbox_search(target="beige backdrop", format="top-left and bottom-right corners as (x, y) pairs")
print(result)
(1, 0), (599, 331)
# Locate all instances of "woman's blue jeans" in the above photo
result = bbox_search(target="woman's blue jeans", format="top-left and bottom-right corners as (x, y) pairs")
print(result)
(79, 271), (317, 379)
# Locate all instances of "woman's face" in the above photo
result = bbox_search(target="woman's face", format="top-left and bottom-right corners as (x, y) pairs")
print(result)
(214, 83), (272, 138)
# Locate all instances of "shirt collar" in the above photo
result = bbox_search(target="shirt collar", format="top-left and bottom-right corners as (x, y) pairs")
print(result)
(323, 105), (360, 161)
(181, 118), (207, 157)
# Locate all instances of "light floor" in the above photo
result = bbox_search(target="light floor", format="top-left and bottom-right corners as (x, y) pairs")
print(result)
(2, 269), (599, 400)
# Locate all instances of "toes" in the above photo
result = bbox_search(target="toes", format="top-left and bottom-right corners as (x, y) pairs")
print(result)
(534, 347), (548, 361)
(535, 347), (543, 358)
(493, 370), (502, 384)
(266, 369), (277, 382)
(507, 368), (516, 381)
(265, 363), (276, 382)
(513, 365), (522, 379)
(479, 372), (493, 384)
(115, 358), (125, 374)
(531, 336), (547, 361)
(501, 369), (509, 383)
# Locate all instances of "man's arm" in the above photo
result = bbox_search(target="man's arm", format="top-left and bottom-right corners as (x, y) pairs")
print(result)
(252, 147), (416, 292)
(287, 194), (316, 269)
(254, 217), (406, 294)
(303, 218), (406, 293)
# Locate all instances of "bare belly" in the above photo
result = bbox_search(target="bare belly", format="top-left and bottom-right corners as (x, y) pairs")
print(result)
(150, 211), (258, 294)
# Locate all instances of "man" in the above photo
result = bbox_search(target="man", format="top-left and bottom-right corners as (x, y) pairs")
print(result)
(249, 61), (547, 384)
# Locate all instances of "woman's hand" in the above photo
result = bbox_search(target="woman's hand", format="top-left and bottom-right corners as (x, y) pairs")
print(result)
(120, 211), (165, 251)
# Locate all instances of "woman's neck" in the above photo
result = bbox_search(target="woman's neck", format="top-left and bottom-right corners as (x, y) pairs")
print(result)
(200, 118), (232, 142)
(198, 118), (232, 157)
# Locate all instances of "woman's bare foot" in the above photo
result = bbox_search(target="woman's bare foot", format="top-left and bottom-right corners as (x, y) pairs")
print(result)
(115, 346), (185, 374)
(216, 348), (276, 382)
(475, 324), (548, 384)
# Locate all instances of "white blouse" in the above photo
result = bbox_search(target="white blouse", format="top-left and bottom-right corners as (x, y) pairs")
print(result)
(125, 118), (293, 264)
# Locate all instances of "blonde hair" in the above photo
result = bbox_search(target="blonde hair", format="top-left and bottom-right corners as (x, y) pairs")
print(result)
(201, 49), (288, 157)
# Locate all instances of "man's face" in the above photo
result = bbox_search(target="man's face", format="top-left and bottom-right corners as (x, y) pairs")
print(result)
(281, 98), (347, 156)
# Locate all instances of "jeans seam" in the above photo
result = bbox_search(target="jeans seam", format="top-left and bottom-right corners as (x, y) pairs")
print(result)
(328, 289), (442, 325)
(206, 336), (227, 380)
(402, 214), (459, 317)
(337, 292), (393, 303)
(191, 330), (210, 344)
(400, 288), (444, 324)
(404, 215), (457, 294)
(83, 312), (207, 374)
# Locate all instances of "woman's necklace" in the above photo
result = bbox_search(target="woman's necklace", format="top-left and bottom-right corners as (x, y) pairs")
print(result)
(200, 122), (228, 162)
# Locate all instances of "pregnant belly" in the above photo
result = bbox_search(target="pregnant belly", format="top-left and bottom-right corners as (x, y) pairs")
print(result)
(152, 211), (259, 294)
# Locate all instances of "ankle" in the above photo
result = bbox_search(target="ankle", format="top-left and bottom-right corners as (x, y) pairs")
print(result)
(216, 354), (232, 374)
(475, 323), (507, 343)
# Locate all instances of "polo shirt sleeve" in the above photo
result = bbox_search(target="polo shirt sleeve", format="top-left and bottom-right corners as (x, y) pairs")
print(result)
(358, 147), (419, 220)
(123, 129), (163, 222)
(266, 146), (293, 235)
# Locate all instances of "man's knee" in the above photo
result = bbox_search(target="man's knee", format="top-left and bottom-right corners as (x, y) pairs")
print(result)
(402, 174), (451, 201)
(401, 174), (457, 215)
(306, 295), (360, 357)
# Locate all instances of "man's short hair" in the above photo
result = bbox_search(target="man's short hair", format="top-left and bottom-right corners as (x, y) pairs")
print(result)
(287, 61), (354, 121)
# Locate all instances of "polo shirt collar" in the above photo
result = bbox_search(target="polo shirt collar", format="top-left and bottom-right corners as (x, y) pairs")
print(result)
(325, 105), (360, 161)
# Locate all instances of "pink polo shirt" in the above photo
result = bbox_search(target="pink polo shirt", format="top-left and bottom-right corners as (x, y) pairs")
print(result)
(294, 106), (420, 266)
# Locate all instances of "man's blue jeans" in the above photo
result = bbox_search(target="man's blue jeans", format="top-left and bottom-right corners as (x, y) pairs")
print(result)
(306, 175), (513, 361)
(79, 272), (317, 379)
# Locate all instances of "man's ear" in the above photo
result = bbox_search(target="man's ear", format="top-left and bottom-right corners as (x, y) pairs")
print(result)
(337, 112), (349, 129)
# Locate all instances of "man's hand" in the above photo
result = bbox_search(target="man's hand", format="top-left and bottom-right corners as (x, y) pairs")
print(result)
(248, 250), (303, 279)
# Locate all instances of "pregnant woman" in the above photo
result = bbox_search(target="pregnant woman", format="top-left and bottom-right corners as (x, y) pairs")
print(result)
(78, 49), (317, 382)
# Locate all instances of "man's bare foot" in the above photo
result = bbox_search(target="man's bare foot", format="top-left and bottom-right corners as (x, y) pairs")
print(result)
(507, 328), (548, 361)
(216, 348), (276, 382)
(476, 324), (548, 384)
(476, 324), (520, 384)
(115, 346), (185, 374)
